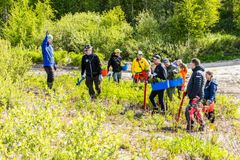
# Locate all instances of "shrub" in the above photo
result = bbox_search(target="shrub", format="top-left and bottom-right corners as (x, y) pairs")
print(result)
(0, 39), (31, 110)
(51, 6), (132, 59)
(3, 0), (53, 47)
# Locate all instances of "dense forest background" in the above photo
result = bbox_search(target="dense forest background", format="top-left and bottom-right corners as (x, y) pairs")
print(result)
(0, 0), (240, 63)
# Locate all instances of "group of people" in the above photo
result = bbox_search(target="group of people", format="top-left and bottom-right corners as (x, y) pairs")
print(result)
(42, 33), (218, 132)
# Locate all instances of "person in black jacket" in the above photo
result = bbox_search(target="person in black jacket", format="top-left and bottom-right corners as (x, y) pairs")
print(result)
(81, 45), (102, 99)
(149, 55), (168, 114)
(185, 58), (205, 131)
(107, 49), (122, 83)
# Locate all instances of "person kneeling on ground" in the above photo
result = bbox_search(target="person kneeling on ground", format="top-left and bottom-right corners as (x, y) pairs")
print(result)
(149, 55), (168, 114)
(81, 45), (102, 99)
(203, 71), (218, 123)
(163, 58), (179, 101)
(185, 58), (205, 132)
(41, 31), (56, 89)
(107, 49), (122, 83)
(132, 51), (150, 83)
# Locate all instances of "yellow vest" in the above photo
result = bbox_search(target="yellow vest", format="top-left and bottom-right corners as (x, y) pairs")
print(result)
(132, 58), (150, 74)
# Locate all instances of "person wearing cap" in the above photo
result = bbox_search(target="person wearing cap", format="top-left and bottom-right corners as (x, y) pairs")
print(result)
(163, 58), (179, 101)
(41, 31), (56, 89)
(107, 49), (122, 83)
(132, 51), (150, 83)
(149, 55), (168, 114)
(81, 45), (102, 99)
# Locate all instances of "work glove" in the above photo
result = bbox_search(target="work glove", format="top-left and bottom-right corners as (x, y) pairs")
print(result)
(82, 74), (86, 79)
(99, 75), (103, 81)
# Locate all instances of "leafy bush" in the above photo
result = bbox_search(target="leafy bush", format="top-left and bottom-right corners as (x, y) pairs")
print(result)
(0, 39), (31, 110)
(51, 6), (132, 59)
(160, 135), (232, 159)
(3, 0), (53, 47)
(0, 39), (31, 80)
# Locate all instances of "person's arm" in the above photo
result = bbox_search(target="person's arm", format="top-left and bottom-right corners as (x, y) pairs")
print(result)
(41, 34), (48, 48)
(95, 55), (102, 75)
(81, 56), (86, 77)
(107, 57), (112, 72)
(143, 58), (150, 71)
(209, 82), (217, 102)
(162, 67), (167, 80)
(132, 59), (136, 75)
(156, 66), (167, 80)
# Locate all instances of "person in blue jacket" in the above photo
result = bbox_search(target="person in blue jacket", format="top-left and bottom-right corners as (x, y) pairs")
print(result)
(41, 32), (56, 89)
(204, 71), (218, 123)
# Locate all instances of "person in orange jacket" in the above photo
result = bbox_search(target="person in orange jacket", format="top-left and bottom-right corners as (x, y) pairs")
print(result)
(177, 59), (188, 98)
(132, 51), (150, 83)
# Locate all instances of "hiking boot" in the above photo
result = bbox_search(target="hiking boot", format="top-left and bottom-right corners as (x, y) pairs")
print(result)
(47, 82), (53, 89)
(159, 110), (166, 115)
(199, 124), (205, 132)
(186, 125), (194, 132)
(97, 89), (101, 95)
(152, 108), (159, 114)
(90, 94), (96, 100)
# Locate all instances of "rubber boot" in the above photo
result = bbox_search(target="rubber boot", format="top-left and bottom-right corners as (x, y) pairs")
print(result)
(47, 82), (53, 89)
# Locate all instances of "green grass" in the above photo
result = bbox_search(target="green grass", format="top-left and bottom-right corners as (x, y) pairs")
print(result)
(0, 71), (239, 159)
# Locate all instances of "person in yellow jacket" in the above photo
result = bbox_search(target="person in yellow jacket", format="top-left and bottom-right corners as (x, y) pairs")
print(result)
(132, 51), (150, 83)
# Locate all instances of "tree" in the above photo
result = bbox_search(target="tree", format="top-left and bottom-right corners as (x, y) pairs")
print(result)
(0, 0), (14, 35)
(233, 0), (240, 31)
(3, 0), (53, 47)
(52, 7), (132, 58)
(167, 0), (221, 43)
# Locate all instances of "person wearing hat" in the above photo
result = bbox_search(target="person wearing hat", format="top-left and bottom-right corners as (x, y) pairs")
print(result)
(41, 31), (56, 89)
(131, 51), (150, 83)
(81, 44), (102, 99)
(149, 55), (168, 114)
(107, 49), (122, 83)
(163, 58), (179, 101)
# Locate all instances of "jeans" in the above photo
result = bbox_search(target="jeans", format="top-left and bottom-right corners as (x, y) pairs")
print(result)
(44, 66), (54, 89)
(113, 72), (122, 83)
(149, 90), (166, 112)
(86, 76), (101, 97)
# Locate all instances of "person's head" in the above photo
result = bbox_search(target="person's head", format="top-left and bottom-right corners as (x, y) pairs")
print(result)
(48, 34), (53, 45)
(163, 58), (170, 67)
(114, 49), (122, 56)
(205, 71), (213, 81)
(177, 59), (183, 66)
(191, 58), (201, 70)
(152, 55), (161, 65)
(84, 44), (93, 55)
(137, 51), (143, 59)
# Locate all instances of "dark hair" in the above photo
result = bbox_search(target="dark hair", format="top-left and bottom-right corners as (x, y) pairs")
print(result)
(191, 58), (201, 66)
(206, 71), (213, 78)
